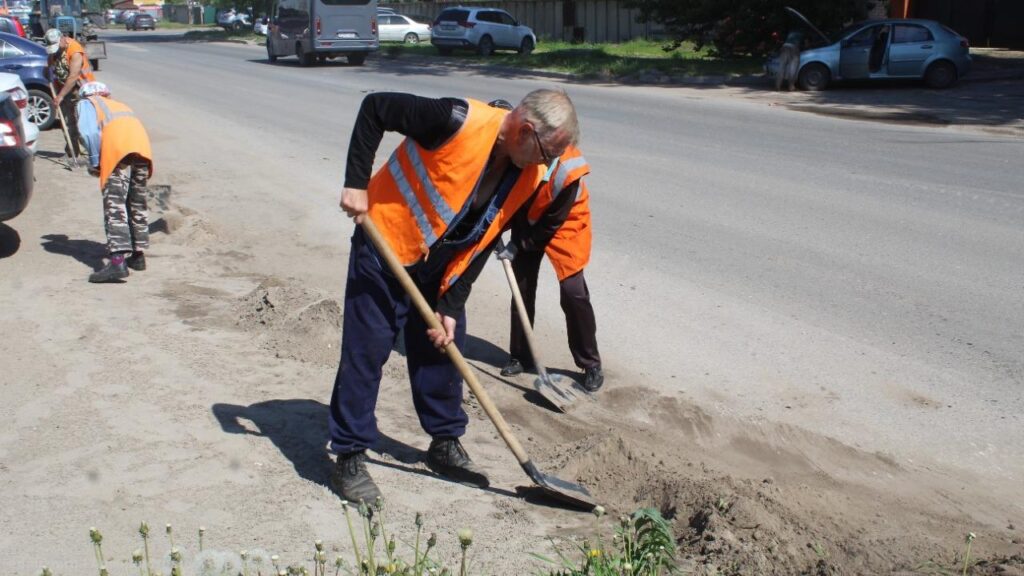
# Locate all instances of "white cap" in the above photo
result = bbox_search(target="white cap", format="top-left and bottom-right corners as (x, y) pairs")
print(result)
(79, 81), (110, 99)
(44, 28), (62, 54)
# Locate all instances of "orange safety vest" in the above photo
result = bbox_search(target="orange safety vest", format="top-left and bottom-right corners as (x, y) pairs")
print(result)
(87, 96), (153, 190)
(439, 163), (545, 294)
(61, 39), (95, 89)
(525, 146), (591, 281)
(366, 98), (545, 296)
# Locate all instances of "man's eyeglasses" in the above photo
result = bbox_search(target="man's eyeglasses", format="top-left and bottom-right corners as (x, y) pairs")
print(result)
(531, 125), (553, 165)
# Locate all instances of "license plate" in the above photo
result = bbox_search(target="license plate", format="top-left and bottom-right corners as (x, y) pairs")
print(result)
(440, 24), (456, 31)
(337, 32), (357, 39)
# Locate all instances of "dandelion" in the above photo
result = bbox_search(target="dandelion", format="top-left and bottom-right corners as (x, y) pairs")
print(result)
(592, 505), (606, 518)
(271, 554), (281, 572)
(198, 527), (206, 552)
(89, 527), (105, 570)
(588, 549), (601, 558)
(415, 512), (424, 527)
(458, 529), (473, 576)
(166, 524), (176, 551)
(247, 549), (274, 576)
(41, 568), (53, 576)
(140, 522), (153, 576)
(962, 533), (977, 576)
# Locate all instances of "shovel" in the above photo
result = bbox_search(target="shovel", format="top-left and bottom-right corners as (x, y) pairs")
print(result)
(360, 216), (597, 511)
(48, 82), (78, 170)
(497, 246), (586, 413)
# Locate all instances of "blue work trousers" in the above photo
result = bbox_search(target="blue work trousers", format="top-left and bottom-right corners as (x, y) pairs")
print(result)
(328, 227), (468, 455)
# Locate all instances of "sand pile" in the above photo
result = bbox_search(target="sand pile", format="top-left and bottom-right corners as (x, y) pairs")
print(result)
(235, 280), (343, 367)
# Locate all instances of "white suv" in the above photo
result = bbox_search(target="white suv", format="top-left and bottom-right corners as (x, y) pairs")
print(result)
(430, 7), (536, 56)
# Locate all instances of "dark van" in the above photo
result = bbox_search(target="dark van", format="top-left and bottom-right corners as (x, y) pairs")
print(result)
(266, 0), (378, 66)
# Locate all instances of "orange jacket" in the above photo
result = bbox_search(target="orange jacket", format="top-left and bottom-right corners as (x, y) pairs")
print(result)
(86, 96), (153, 189)
(367, 98), (545, 296)
(526, 147), (591, 281)
(59, 39), (95, 90)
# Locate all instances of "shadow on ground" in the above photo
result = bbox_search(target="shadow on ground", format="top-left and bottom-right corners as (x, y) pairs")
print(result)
(210, 399), (566, 504)
(40, 234), (106, 270)
(0, 223), (21, 259)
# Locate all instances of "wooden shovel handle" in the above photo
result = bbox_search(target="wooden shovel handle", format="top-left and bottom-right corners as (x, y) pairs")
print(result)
(360, 217), (531, 465)
(500, 257), (550, 380)
(48, 82), (77, 162)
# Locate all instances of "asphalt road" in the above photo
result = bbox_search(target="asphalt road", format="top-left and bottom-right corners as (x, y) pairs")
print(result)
(97, 31), (1024, 488)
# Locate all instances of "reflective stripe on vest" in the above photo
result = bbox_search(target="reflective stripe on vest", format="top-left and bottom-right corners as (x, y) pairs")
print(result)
(552, 155), (588, 196)
(386, 139), (462, 248)
(92, 97), (136, 130)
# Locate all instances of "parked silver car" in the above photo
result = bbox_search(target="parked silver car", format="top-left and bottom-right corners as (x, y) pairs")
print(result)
(378, 13), (431, 44)
(765, 7), (971, 90)
(430, 7), (535, 56)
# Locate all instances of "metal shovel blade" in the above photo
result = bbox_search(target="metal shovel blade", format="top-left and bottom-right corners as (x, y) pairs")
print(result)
(521, 460), (596, 511)
(534, 371), (586, 413)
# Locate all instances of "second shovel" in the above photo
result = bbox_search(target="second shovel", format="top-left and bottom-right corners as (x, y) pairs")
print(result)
(499, 252), (586, 413)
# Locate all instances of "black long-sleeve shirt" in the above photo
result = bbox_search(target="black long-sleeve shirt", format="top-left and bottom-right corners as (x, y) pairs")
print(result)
(510, 179), (579, 253)
(344, 92), (512, 317)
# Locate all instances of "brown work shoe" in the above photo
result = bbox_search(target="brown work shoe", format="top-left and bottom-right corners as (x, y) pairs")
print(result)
(426, 437), (489, 488)
(330, 451), (382, 504)
(126, 252), (146, 271)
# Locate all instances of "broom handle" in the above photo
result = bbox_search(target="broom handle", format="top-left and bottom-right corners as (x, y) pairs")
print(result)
(360, 217), (531, 465)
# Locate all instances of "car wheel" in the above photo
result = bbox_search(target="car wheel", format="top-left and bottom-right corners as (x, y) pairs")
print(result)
(477, 35), (494, 57)
(348, 53), (366, 66)
(91, 59), (100, 71)
(125, 24), (130, 30)
(798, 63), (830, 91)
(924, 60), (957, 89)
(232, 21), (243, 32)
(404, 32), (419, 44)
(26, 89), (55, 131)
(266, 39), (277, 62)
(297, 43), (313, 66)
(519, 36), (534, 55)
(437, 46), (453, 56)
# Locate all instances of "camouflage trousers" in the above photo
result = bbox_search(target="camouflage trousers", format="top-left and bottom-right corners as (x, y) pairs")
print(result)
(102, 157), (150, 254)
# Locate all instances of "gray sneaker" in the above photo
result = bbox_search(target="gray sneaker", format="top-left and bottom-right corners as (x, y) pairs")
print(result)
(88, 260), (129, 283)
(426, 437), (489, 488)
(330, 451), (381, 504)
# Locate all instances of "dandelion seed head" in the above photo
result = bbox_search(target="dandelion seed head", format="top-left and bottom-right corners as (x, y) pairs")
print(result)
(457, 528), (473, 548)
(592, 505), (606, 518)
(314, 539), (323, 551)
(139, 522), (150, 537)
(247, 549), (273, 567)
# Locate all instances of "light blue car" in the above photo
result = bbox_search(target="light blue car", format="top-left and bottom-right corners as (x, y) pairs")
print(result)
(765, 7), (971, 91)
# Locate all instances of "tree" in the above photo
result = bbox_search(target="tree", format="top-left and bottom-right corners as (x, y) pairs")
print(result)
(625, 0), (878, 57)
